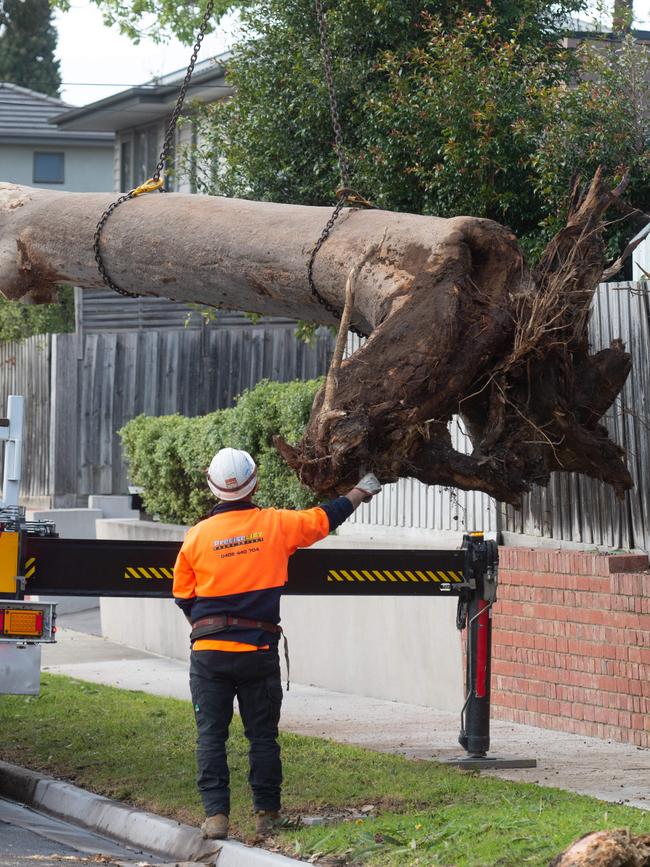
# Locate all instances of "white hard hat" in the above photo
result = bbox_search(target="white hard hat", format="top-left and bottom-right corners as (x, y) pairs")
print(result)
(207, 448), (258, 501)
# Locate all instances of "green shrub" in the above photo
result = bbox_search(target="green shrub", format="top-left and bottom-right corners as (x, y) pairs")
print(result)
(0, 286), (75, 342)
(119, 378), (322, 525)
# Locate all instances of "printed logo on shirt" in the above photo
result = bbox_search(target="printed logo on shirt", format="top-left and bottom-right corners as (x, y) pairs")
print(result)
(213, 532), (264, 551)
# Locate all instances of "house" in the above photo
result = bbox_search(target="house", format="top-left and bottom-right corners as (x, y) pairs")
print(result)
(52, 55), (231, 194)
(0, 82), (114, 191)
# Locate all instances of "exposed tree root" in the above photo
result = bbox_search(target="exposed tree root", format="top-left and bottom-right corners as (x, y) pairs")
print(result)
(276, 169), (633, 504)
(549, 829), (650, 867)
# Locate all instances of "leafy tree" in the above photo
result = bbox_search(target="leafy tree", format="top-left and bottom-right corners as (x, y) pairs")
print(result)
(53, 0), (649, 258)
(532, 35), (650, 256)
(174, 1), (649, 260)
(0, 0), (61, 97)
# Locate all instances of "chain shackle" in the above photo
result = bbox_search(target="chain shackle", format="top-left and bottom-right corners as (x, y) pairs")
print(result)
(94, 0), (215, 299)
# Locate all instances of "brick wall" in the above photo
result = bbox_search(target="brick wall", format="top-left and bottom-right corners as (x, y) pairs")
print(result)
(492, 547), (650, 748)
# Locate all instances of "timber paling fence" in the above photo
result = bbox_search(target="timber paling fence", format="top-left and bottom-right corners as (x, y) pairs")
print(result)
(0, 282), (648, 551)
(0, 315), (333, 506)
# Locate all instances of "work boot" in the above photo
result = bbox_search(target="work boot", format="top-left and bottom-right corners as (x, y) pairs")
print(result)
(201, 813), (229, 839)
(255, 810), (281, 838)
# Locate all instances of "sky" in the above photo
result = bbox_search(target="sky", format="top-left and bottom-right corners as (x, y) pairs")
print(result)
(55, 0), (650, 109)
(55, 2), (241, 107)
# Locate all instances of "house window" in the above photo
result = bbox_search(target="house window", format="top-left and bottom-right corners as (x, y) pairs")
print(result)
(120, 140), (132, 192)
(133, 126), (160, 186)
(33, 152), (65, 184)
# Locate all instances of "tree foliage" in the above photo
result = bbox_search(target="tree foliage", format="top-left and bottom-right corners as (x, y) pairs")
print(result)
(0, 286), (75, 343)
(175, 1), (649, 258)
(119, 378), (321, 525)
(0, 0), (61, 97)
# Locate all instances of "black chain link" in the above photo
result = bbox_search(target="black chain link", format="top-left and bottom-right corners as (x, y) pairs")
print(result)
(314, 0), (349, 190)
(93, 0), (215, 299)
(310, 0), (371, 338)
(153, 0), (215, 185)
(93, 191), (141, 298)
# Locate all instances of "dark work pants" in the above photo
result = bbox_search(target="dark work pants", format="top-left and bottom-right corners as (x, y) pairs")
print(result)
(189, 648), (283, 816)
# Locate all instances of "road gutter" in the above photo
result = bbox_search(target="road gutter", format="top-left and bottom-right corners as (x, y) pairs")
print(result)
(0, 760), (304, 866)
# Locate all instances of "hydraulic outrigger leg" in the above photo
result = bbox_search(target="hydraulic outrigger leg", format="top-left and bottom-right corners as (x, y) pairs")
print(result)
(449, 534), (535, 769)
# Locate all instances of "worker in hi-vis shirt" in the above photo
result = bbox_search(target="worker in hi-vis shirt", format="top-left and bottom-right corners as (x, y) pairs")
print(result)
(173, 447), (381, 841)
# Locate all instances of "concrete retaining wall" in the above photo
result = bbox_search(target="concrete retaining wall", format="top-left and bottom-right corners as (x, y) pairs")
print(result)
(492, 547), (650, 748)
(96, 519), (465, 711)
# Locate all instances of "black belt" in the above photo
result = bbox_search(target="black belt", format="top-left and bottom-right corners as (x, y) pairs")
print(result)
(191, 615), (291, 690)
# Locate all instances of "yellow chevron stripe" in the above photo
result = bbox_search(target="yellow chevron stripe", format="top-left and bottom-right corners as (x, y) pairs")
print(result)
(25, 567), (35, 579)
(340, 570), (356, 582)
(161, 568), (174, 579)
(383, 571), (398, 582)
(449, 570), (463, 582)
(425, 570), (440, 582)
(404, 570), (422, 582)
(328, 570), (344, 582)
(25, 557), (35, 568)
(126, 567), (140, 579)
(351, 570), (366, 582)
(415, 570), (430, 582)
(393, 570), (409, 582)
(138, 567), (153, 579)
(361, 570), (376, 582)
(437, 571), (451, 583)
(149, 567), (165, 580)
(372, 570), (387, 582)
(401, 570), (418, 583)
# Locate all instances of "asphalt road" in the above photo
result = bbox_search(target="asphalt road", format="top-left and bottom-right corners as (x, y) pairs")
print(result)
(0, 797), (160, 866)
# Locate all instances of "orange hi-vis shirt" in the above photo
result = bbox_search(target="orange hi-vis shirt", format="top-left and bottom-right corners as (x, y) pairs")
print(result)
(173, 503), (330, 652)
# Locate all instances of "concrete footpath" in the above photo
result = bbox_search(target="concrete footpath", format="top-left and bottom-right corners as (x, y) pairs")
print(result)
(41, 619), (650, 812)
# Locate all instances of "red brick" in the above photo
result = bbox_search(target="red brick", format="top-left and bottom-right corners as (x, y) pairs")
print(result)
(610, 572), (645, 595)
(533, 550), (551, 573)
(607, 554), (649, 574)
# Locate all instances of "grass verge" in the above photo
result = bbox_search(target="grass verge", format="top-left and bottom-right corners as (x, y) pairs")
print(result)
(0, 674), (647, 865)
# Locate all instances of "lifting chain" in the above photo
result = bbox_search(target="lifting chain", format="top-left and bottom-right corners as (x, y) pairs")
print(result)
(309, 0), (373, 339)
(93, 0), (215, 299)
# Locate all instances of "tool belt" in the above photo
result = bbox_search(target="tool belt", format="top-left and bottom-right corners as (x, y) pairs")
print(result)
(191, 615), (291, 691)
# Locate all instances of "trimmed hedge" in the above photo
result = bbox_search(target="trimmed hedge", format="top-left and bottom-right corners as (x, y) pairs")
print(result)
(119, 378), (322, 525)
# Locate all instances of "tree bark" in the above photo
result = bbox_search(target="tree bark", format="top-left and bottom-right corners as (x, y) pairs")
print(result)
(0, 174), (633, 505)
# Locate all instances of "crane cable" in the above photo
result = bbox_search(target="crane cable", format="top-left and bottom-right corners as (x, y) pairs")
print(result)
(93, 0), (215, 298)
(308, 0), (374, 339)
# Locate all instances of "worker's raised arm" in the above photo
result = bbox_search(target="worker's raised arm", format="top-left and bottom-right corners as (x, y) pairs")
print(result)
(279, 472), (382, 554)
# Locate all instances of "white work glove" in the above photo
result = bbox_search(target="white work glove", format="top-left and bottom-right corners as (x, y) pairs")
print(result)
(355, 472), (381, 502)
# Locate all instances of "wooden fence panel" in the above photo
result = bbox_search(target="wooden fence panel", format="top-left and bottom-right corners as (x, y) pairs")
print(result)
(67, 324), (334, 497)
(0, 335), (52, 504)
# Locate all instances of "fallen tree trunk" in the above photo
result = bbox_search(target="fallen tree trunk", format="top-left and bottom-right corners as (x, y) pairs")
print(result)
(0, 174), (633, 504)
